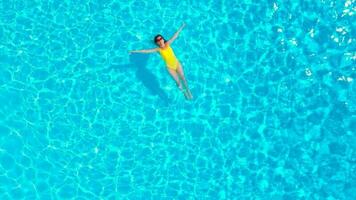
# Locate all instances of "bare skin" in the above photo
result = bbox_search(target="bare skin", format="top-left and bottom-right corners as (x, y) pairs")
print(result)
(166, 61), (193, 99)
(130, 23), (193, 100)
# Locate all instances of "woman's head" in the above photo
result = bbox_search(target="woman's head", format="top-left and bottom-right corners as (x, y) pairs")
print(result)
(154, 34), (166, 47)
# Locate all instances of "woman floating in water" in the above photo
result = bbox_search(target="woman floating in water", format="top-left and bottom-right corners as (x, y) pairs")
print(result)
(130, 23), (193, 100)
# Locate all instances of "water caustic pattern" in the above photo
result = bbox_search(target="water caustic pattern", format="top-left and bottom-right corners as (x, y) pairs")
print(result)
(0, 0), (355, 199)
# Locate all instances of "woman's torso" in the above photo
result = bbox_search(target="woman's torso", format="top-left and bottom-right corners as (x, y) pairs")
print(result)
(158, 45), (178, 68)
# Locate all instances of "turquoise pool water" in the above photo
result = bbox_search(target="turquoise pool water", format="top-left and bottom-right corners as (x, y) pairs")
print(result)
(0, 0), (355, 199)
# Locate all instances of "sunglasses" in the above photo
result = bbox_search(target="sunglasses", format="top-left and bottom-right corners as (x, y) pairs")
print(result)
(155, 37), (163, 42)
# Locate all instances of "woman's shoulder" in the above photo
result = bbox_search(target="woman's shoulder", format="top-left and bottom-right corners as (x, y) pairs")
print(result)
(165, 44), (173, 49)
(159, 45), (170, 50)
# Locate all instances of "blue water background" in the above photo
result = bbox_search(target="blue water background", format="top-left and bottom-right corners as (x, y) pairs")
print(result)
(0, 0), (355, 199)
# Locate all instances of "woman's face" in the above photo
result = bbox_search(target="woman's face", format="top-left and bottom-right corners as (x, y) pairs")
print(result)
(155, 36), (165, 47)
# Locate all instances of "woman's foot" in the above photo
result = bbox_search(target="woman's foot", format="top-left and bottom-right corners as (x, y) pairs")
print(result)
(187, 90), (193, 99)
(183, 89), (193, 100)
(183, 91), (191, 100)
(187, 91), (193, 99)
(178, 83), (193, 100)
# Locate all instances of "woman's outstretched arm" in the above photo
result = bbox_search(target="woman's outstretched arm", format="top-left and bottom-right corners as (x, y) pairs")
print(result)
(130, 48), (159, 54)
(167, 23), (186, 45)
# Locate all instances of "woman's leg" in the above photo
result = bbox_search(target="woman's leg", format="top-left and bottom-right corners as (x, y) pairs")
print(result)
(167, 67), (190, 99)
(176, 63), (193, 99)
(167, 68), (183, 91)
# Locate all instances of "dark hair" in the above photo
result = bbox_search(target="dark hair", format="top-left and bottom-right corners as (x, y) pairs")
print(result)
(154, 34), (166, 44)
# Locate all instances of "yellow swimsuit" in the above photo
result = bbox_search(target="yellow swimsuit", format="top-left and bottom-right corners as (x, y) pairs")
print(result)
(158, 45), (179, 70)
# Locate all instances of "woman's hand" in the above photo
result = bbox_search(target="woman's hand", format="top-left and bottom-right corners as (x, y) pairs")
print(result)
(167, 23), (186, 45)
(180, 22), (186, 30)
